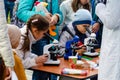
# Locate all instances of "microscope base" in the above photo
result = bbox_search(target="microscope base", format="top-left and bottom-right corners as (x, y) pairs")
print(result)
(44, 60), (60, 66)
(83, 52), (99, 57)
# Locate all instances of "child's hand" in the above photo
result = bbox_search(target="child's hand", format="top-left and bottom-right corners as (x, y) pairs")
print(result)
(92, 23), (100, 33)
(35, 54), (48, 64)
(75, 46), (86, 56)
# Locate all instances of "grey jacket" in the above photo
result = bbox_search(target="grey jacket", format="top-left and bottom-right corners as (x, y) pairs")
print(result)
(59, 22), (76, 55)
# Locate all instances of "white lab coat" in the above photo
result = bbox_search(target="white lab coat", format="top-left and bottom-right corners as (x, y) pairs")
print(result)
(96, 0), (120, 80)
(0, 0), (14, 67)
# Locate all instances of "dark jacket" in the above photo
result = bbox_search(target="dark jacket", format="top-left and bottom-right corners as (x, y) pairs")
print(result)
(8, 0), (16, 2)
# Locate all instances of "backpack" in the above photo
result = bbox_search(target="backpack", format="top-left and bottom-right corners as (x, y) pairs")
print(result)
(59, 25), (75, 40)
(11, 0), (37, 28)
(11, 12), (25, 28)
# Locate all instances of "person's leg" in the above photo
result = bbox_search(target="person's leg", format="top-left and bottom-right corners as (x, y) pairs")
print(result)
(9, 1), (14, 19)
(51, 74), (57, 80)
(32, 37), (50, 80)
(59, 76), (80, 80)
(90, 75), (98, 80)
(32, 70), (50, 80)
(4, 0), (9, 21)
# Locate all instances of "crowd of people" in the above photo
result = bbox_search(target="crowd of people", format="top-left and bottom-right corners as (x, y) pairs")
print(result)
(0, 0), (120, 80)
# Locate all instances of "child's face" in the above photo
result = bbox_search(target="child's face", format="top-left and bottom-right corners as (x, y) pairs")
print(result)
(80, 0), (89, 5)
(76, 24), (90, 34)
(31, 27), (48, 40)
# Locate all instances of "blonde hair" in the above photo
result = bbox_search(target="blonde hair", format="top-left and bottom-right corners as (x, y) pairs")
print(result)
(7, 24), (21, 49)
(72, 0), (90, 12)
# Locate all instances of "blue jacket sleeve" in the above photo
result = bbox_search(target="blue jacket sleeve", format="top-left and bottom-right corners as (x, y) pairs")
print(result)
(16, 0), (45, 22)
(49, 0), (63, 25)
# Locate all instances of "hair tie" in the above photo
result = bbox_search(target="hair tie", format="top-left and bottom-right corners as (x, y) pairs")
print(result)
(32, 19), (38, 23)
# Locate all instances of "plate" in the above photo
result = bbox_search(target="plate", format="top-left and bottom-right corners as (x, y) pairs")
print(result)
(83, 52), (99, 57)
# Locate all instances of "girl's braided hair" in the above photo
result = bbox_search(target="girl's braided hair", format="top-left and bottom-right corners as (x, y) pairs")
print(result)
(21, 14), (49, 53)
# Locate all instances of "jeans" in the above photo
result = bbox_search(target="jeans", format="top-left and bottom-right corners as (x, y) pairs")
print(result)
(4, 0), (15, 21)
(59, 75), (97, 80)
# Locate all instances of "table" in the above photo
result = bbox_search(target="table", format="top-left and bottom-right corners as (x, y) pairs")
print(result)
(32, 56), (99, 80)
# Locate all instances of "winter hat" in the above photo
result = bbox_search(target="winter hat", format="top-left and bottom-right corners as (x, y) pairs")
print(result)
(72, 9), (92, 26)
(7, 24), (21, 49)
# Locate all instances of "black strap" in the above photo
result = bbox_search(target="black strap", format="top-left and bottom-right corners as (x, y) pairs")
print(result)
(50, 0), (52, 13)
(103, 0), (107, 4)
(97, 0), (107, 4)
(59, 26), (75, 40)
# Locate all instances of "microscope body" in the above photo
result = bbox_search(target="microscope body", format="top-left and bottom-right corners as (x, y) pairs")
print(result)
(43, 39), (60, 65)
(64, 36), (82, 60)
(84, 33), (99, 56)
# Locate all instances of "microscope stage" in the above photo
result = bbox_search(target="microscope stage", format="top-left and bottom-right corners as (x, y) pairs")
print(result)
(44, 60), (60, 66)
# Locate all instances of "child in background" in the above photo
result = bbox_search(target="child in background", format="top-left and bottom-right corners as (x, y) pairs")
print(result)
(15, 14), (49, 69)
(59, 9), (92, 56)
(7, 24), (27, 80)
(0, 24), (27, 80)
(59, 9), (97, 80)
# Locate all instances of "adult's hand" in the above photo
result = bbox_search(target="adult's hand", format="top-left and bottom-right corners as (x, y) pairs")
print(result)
(49, 14), (59, 26)
(92, 23), (100, 33)
(45, 13), (52, 22)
